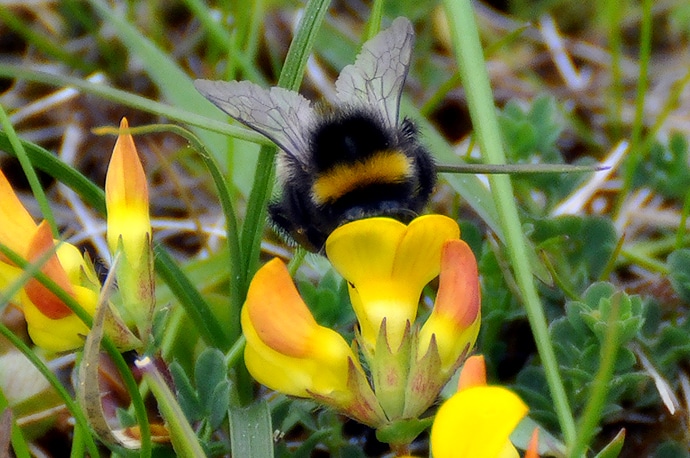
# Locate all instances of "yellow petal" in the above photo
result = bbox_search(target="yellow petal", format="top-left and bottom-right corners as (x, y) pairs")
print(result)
(391, 215), (460, 288)
(326, 217), (406, 281)
(0, 260), (23, 304)
(0, 169), (37, 257)
(22, 285), (97, 353)
(431, 386), (528, 458)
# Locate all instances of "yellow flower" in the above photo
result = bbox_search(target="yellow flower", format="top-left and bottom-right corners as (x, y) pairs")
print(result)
(105, 117), (154, 340)
(431, 355), (529, 458)
(22, 222), (98, 352)
(325, 215), (460, 352)
(241, 258), (384, 425)
(418, 239), (481, 375)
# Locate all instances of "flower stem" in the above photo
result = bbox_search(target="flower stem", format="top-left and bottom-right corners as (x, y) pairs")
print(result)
(440, 0), (577, 448)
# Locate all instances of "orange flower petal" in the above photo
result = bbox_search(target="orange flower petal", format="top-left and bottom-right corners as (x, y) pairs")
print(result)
(418, 240), (481, 372)
(244, 258), (319, 357)
(458, 355), (487, 391)
(0, 169), (37, 257)
(24, 221), (73, 319)
(241, 258), (361, 402)
(525, 428), (540, 458)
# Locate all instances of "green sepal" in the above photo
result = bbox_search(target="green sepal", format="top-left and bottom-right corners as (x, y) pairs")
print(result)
(375, 416), (434, 449)
(403, 333), (444, 418)
(371, 318), (412, 419)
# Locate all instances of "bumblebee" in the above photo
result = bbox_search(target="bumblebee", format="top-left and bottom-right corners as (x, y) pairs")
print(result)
(194, 17), (435, 252)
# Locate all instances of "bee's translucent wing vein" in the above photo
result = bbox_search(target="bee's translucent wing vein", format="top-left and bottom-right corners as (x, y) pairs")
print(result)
(334, 17), (414, 129)
(194, 79), (315, 162)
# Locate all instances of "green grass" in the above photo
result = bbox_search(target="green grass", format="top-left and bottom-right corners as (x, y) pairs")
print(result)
(1, 0), (690, 456)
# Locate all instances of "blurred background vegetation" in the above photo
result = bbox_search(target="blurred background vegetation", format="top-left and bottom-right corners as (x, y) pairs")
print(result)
(2, 0), (690, 456)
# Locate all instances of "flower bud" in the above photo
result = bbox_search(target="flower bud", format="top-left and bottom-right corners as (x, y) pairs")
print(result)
(105, 118), (154, 340)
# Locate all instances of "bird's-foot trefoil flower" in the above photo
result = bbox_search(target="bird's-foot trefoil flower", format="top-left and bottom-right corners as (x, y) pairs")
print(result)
(241, 258), (385, 426)
(0, 170), (100, 352)
(325, 215), (462, 353)
(105, 117), (155, 343)
(326, 215), (481, 424)
(242, 214), (482, 447)
(431, 355), (534, 458)
(21, 222), (100, 352)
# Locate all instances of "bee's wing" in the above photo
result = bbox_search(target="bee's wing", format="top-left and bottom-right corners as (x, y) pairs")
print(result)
(334, 17), (414, 130)
(194, 79), (315, 162)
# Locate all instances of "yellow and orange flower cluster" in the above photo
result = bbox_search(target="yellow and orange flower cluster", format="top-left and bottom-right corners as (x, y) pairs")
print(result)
(242, 214), (483, 437)
(0, 118), (153, 352)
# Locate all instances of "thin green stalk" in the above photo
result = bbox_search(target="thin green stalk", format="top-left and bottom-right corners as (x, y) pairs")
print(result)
(0, 64), (270, 146)
(0, 104), (57, 238)
(0, 388), (31, 458)
(225, 335), (247, 370)
(570, 295), (622, 457)
(440, 0), (577, 448)
(239, 0), (331, 286)
(141, 359), (207, 457)
(363, 0), (385, 41)
(0, 325), (100, 457)
(235, 0), (330, 406)
(70, 422), (87, 458)
(605, 0), (625, 139)
(619, 247), (669, 274)
(0, 244), (152, 457)
(616, 0), (653, 215)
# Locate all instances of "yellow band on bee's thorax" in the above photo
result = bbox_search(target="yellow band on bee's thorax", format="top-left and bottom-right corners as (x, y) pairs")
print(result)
(311, 150), (413, 204)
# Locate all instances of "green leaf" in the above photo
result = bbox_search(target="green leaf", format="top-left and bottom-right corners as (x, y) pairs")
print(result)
(0, 132), (106, 214)
(634, 133), (690, 199)
(593, 428), (625, 458)
(229, 401), (274, 458)
(169, 361), (202, 423)
(141, 359), (208, 457)
(209, 381), (231, 431)
(195, 348), (227, 408)
(668, 249), (690, 302)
